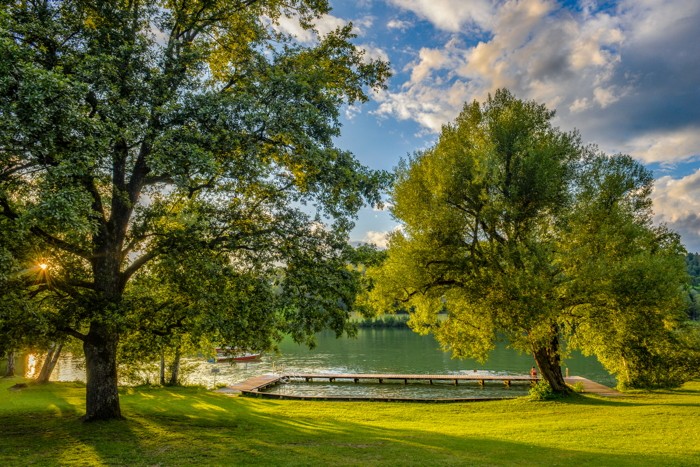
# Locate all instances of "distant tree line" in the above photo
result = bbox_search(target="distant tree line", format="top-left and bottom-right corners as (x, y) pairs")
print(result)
(687, 253), (700, 320)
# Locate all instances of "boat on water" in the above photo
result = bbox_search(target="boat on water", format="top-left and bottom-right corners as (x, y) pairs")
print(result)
(213, 348), (262, 363)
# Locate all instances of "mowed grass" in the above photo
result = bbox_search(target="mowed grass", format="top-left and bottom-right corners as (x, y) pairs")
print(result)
(1, 377), (699, 466)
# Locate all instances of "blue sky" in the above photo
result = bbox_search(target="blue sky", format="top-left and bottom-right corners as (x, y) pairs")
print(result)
(279, 0), (700, 252)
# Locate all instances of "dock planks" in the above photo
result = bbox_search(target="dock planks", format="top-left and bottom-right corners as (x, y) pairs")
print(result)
(225, 373), (622, 401)
(229, 374), (281, 392)
(287, 373), (538, 386)
(564, 376), (623, 396)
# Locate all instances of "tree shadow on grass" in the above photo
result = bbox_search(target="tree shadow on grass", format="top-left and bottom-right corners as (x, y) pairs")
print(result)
(0, 382), (147, 466)
(555, 393), (648, 407)
(2, 384), (696, 466)
(119, 389), (692, 466)
(562, 382), (700, 408)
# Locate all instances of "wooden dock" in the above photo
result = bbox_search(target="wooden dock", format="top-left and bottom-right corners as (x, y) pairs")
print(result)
(565, 376), (623, 397)
(223, 373), (622, 401)
(286, 373), (538, 387)
(228, 374), (281, 392)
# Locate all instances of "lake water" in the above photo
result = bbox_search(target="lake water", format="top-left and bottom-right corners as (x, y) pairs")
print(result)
(24, 328), (615, 397)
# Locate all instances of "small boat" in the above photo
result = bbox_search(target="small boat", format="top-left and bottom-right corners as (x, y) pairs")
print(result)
(213, 348), (262, 363)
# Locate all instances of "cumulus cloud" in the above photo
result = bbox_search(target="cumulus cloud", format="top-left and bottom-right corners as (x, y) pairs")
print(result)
(652, 170), (700, 252)
(619, 128), (700, 164)
(363, 230), (391, 248)
(273, 13), (347, 42)
(360, 43), (390, 63)
(375, 0), (700, 165)
(387, 0), (495, 32)
(387, 18), (412, 30)
(274, 13), (375, 43)
(273, 13), (388, 77)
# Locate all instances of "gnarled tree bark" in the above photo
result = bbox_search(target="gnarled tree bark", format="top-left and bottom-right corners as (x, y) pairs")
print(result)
(532, 326), (570, 394)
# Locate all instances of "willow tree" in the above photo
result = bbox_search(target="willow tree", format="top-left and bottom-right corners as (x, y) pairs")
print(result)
(0, 0), (389, 420)
(370, 90), (690, 393)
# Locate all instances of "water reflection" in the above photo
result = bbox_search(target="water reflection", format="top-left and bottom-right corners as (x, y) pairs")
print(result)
(264, 380), (532, 399)
(24, 354), (37, 379)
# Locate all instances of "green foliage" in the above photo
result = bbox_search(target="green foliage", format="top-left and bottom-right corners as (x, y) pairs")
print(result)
(528, 381), (559, 401)
(570, 381), (586, 393)
(0, 0), (390, 417)
(370, 89), (694, 391)
(687, 288), (700, 320)
(686, 252), (700, 287)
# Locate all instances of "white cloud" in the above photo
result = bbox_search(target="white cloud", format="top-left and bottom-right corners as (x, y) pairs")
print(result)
(273, 13), (372, 43)
(408, 47), (450, 84)
(652, 169), (700, 251)
(387, 0), (495, 32)
(352, 15), (375, 34)
(569, 97), (590, 113)
(363, 230), (391, 248)
(374, 0), (700, 167)
(592, 86), (620, 108)
(274, 14), (316, 42)
(618, 127), (700, 164)
(360, 44), (390, 64)
(387, 18), (412, 30)
(374, 81), (472, 133)
(345, 104), (362, 120)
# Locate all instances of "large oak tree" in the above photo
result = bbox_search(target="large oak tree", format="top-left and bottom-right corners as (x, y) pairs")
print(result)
(370, 90), (693, 392)
(0, 0), (389, 420)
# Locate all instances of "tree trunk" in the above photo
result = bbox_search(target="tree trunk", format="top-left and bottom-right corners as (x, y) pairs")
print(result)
(37, 342), (63, 384)
(532, 329), (570, 394)
(168, 346), (181, 386)
(83, 322), (122, 421)
(4, 351), (15, 377)
(160, 352), (166, 386)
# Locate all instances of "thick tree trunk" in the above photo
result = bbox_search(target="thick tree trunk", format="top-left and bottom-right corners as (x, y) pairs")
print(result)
(4, 351), (15, 377)
(532, 329), (570, 394)
(37, 342), (63, 384)
(83, 322), (122, 421)
(168, 347), (181, 386)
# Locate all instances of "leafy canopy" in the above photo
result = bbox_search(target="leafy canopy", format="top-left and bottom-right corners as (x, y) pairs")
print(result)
(0, 0), (390, 357)
(370, 89), (696, 389)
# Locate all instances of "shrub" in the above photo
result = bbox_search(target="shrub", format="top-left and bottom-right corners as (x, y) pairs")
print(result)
(528, 381), (558, 401)
(570, 381), (585, 393)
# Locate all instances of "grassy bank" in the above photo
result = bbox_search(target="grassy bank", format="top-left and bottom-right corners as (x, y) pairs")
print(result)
(1, 377), (699, 466)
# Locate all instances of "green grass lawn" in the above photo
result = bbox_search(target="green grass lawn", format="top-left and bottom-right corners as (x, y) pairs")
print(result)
(1, 377), (699, 466)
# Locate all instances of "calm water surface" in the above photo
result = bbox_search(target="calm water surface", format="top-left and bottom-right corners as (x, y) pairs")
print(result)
(28, 328), (615, 397)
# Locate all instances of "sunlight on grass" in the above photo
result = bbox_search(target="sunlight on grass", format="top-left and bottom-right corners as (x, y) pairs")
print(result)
(58, 442), (102, 466)
(190, 401), (227, 413)
(1, 379), (698, 466)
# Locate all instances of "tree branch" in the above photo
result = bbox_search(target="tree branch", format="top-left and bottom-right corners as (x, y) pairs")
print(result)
(29, 226), (92, 260)
(121, 249), (160, 283)
(0, 195), (19, 220)
(58, 326), (87, 342)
